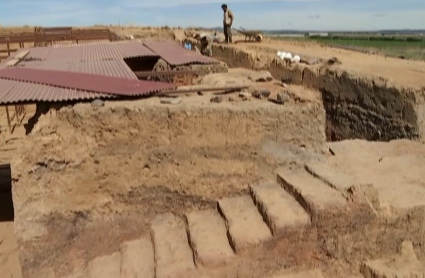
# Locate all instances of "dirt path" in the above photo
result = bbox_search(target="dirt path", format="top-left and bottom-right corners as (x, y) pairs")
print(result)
(230, 36), (425, 88)
(0, 221), (22, 278)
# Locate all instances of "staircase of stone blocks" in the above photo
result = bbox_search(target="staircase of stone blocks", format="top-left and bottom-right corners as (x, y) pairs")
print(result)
(81, 167), (363, 278)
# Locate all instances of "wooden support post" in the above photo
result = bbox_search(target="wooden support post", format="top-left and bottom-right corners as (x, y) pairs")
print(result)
(5, 106), (11, 133)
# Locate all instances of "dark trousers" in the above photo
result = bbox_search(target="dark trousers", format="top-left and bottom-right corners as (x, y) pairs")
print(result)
(224, 24), (232, 43)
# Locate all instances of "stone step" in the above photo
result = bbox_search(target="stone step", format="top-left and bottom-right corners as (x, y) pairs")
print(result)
(271, 269), (325, 278)
(277, 168), (347, 218)
(218, 196), (272, 252)
(186, 209), (235, 267)
(87, 252), (121, 278)
(250, 183), (311, 236)
(151, 213), (196, 278)
(305, 161), (356, 191)
(120, 237), (154, 278)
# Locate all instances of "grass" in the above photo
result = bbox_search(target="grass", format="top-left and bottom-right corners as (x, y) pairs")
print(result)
(269, 34), (425, 60)
(311, 37), (425, 60)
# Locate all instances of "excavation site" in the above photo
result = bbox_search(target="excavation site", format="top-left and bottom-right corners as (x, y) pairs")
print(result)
(1, 27), (425, 278)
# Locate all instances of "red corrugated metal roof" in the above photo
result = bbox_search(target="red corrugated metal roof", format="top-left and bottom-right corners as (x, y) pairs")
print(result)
(7, 41), (158, 63)
(0, 68), (175, 97)
(143, 41), (219, 66)
(0, 68), (176, 104)
(0, 79), (113, 104)
(16, 59), (137, 79)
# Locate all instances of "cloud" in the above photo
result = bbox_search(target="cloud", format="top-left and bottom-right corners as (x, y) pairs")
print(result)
(373, 13), (386, 17)
(308, 15), (321, 19)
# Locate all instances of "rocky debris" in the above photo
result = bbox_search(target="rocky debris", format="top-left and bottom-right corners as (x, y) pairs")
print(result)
(261, 89), (272, 98)
(91, 99), (105, 108)
(239, 92), (252, 101)
(160, 97), (183, 105)
(253, 89), (271, 99)
(249, 70), (274, 82)
(272, 81), (289, 88)
(210, 96), (223, 103)
(252, 91), (261, 99)
(361, 241), (425, 278)
(276, 92), (290, 104)
(228, 96), (235, 102)
(326, 57), (342, 65)
(300, 58), (320, 65)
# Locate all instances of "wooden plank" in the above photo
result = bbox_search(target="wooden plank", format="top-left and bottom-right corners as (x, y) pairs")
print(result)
(5, 50), (29, 67)
(5, 106), (11, 133)
(5, 59), (20, 67)
(156, 86), (249, 96)
(14, 50), (29, 60)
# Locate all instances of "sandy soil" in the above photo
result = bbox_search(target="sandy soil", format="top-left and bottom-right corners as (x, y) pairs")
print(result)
(209, 34), (425, 89)
(0, 222), (22, 278)
(1, 26), (425, 277)
(0, 105), (35, 278)
(10, 74), (326, 277)
(0, 187), (21, 278)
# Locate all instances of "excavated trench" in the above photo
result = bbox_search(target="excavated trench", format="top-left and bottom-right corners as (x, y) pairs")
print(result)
(191, 41), (425, 142)
(9, 41), (425, 278)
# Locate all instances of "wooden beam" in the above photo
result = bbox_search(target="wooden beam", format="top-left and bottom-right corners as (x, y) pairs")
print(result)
(134, 70), (208, 78)
(5, 50), (29, 67)
(5, 106), (11, 133)
(156, 86), (249, 97)
(0, 49), (18, 54)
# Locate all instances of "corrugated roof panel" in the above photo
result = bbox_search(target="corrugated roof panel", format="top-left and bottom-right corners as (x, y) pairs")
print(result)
(144, 41), (218, 66)
(0, 67), (175, 97)
(7, 41), (158, 63)
(17, 59), (137, 79)
(117, 41), (158, 58)
(25, 47), (53, 61)
(0, 79), (113, 104)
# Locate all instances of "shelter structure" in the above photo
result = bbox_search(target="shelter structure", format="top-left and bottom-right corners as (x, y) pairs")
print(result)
(0, 40), (221, 133)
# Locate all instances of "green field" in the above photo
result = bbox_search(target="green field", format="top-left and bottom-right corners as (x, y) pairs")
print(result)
(311, 37), (425, 60)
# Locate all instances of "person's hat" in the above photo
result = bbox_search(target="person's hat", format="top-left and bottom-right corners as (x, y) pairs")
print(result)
(221, 4), (227, 8)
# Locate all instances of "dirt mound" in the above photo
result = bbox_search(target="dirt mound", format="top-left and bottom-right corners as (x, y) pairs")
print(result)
(197, 68), (273, 88)
(11, 93), (325, 278)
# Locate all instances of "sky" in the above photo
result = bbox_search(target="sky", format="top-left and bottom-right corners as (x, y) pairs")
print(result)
(0, 0), (424, 31)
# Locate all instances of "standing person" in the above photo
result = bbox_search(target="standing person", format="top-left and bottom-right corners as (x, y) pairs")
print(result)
(222, 4), (234, 43)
